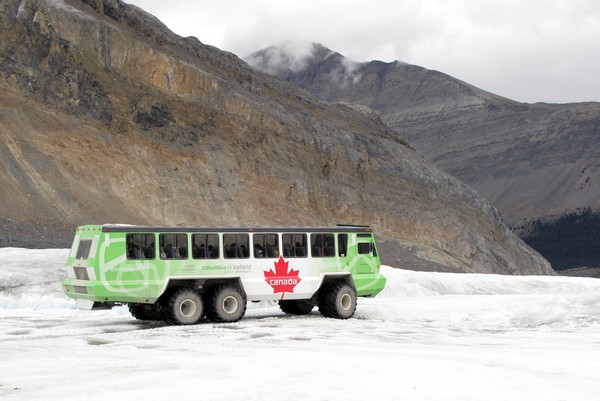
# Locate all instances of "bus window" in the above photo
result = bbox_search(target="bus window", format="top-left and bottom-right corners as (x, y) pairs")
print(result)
(358, 242), (373, 255)
(253, 233), (279, 258)
(159, 234), (188, 259)
(223, 234), (249, 259)
(282, 233), (307, 257)
(76, 239), (92, 260)
(311, 233), (335, 257)
(192, 234), (219, 259)
(338, 234), (348, 257)
(127, 234), (155, 259)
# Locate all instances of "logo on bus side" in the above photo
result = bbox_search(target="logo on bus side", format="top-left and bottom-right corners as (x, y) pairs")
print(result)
(264, 256), (301, 297)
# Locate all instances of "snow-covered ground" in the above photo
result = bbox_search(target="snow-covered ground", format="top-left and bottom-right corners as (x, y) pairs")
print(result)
(1, 248), (600, 401)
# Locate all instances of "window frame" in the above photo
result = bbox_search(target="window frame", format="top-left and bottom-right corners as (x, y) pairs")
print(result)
(159, 233), (188, 260)
(358, 242), (373, 255)
(191, 233), (220, 259)
(310, 233), (335, 258)
(126, 233), (156, 260)
(282, 233), (308, 258)
(253, 233), (280, 258)
(76, 239), (92, 260)
(338, 233), (348, 257)
(223, 233), (250, 259)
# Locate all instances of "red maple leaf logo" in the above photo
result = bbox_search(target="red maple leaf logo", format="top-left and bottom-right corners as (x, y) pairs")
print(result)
(264, 256), (301, 299)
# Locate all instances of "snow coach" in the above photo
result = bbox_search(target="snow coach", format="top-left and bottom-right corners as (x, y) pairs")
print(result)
(63, 225), (386, 324)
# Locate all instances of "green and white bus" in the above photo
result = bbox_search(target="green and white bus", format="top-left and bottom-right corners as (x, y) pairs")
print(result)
(63, 225), (386, 324)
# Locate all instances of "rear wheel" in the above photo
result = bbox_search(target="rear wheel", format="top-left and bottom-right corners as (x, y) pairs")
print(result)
(279, 300), (314, 315)
(318, 282), (357, 319)
(128, 303), (162, 321)
(162, 288), (203, 325)
(205, 284), (247, 323)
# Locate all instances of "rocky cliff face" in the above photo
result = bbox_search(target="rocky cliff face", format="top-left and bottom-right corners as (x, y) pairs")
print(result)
(0, 0), (552, 275)
(247, 44), (600, 226)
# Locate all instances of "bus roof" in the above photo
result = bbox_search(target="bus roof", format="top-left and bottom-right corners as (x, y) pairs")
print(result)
(99, 224), (374, 234)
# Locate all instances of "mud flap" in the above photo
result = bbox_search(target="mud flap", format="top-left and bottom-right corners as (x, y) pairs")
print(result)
(76, 299), (114, 310)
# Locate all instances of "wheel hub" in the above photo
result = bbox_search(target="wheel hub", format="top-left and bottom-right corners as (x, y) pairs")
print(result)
(340, 293), (352, 311)
(180, 299), (197, 317)
(222, 295), (238, 314)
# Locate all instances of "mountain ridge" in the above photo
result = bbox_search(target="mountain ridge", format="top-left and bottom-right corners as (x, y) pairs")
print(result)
(0, 0), (552, 275)
(246, 42), (600, 226)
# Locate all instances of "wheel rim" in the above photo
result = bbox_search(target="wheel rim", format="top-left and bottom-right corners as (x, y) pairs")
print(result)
(222, 295), (238, 314)
(180, 299), (197, 318)
(340, 293), (352, 311)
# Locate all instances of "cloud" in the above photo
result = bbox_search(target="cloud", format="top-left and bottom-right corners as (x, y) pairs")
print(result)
(245, 42), (363, 89)
(331, 58), (363, 88)
(245, 40), (318, 75)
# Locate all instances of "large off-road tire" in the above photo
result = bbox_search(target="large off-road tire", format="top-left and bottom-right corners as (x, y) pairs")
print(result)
(161, 287), (203, 325)
(128, 303), (163, 321)
(318, 282), (357, 319)
(279, 299), (314, 315)
(204, 284), (247, 323)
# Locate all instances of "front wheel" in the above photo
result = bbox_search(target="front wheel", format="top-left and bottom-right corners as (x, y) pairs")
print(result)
(162, 287), (203, 325)
(318, 282), (357, 319)
(205, 284), (247, 323)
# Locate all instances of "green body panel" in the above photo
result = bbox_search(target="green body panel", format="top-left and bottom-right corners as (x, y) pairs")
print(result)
(63, 225), (386, 306)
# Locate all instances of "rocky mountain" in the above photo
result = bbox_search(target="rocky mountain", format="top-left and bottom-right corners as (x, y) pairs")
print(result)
(246, 44), (600, 226)
(0, 0), (552, 275)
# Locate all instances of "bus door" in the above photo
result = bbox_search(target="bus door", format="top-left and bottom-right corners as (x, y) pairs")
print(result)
(339, 233), (371, 274)
(357, 241), (375, 274)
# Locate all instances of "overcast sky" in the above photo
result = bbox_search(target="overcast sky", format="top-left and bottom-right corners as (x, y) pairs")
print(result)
(127, 0), (600, 104)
